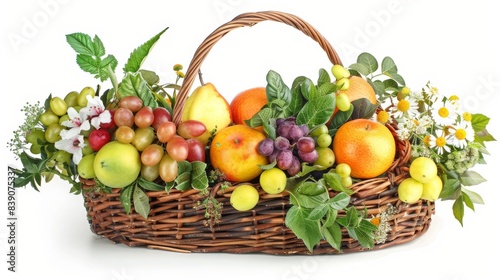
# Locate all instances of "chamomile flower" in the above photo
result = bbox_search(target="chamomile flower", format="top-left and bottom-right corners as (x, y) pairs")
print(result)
(428, 129), (451, 155)
(448, 121), (475, 149)
(431, 100), (458, 126)
(391, 96), (419, 119)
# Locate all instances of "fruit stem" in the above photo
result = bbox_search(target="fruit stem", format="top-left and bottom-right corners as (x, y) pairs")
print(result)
(198, 70), (205, 86)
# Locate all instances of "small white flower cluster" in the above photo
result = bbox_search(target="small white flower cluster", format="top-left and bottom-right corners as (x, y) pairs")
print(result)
(387, 84), (476, 165)
(54, 96), (111, 164)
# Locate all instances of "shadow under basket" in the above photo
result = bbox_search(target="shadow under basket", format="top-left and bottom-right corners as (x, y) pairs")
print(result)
(81, 11), (435, 255)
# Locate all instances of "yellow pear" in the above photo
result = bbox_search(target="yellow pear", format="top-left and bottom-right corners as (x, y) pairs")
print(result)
(182, 83), (232, 146)
(421, 175), (443, 201)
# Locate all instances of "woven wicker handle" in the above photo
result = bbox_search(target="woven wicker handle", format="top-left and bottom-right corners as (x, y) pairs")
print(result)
(172, 10), (343, 124)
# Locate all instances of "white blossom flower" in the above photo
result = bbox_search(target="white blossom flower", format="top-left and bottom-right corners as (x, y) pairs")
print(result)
(81, 96), (111, 129)
(448, 121), (475, 149)
(61, 107), (91, 139)
(428, 129), (451, 155)
(54, 134), (86, 164)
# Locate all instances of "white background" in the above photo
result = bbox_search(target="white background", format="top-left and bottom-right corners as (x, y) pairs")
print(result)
(1, 0), (499, 279)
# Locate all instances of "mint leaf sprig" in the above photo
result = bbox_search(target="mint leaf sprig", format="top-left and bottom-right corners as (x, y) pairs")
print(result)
(66, 33), (119, 90)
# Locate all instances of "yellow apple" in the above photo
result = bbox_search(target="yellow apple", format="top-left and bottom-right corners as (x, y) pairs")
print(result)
(93, 141), (141, 188)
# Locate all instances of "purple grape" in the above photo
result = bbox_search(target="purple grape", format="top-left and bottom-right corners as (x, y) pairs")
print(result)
(274, 136), (290, 150)
(277, 122), (293, 139)
(289, 125), (305, 142)
(276, 118), (285, 127)
(287, 156), (301, 176)
(298, 149), (319, 163)
(268, 148), (280, 163)
(258, 138), (274, 156)
(277, 150), (293, 170)
(299, 124), (310, 136)
(296, 137), (316, 153)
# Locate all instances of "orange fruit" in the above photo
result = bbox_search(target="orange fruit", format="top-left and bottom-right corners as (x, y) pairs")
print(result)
(333, 119), (396, 179)
(210, 124), (269, 182)
(230, 87), (267, 125)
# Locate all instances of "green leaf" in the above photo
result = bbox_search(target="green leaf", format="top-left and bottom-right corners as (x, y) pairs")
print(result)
(133, 186), (150, 220)
(352, 222), (375, 249)
(285, 206), (322, 252)
(321, 223), (342, 252)
(296, 94), (335, 128)
(385, 72), (405, 86)
(323, 208), (338, 228)
(300, 78), (317, 100)
(317, 68), (331, 87)
(289, 182), (329, 208)
(317, 82), (337, 96)
(174, 161), (192, 191)
(460, 170), (487, 186)
(246, 107), (273, 128)
(471, 113), (490, 132)
(307, 204), (329, 221)
(461, 191), (475, 211)
(348, 63), (371, 76)
(66, 33), (95, 56)
(266, 70), (291, 104)
(350, 98), (378, 120)
(440, 175), (461, 200)
(98, 55), (118, 81)
(323, 172), (354, 195)
(124, 27), (168, 73)
(120, 184), (134, 214)
(369, 79), (386, 99)
(191, 161), (209, 190)
(357, 52), (378, 74)
(453, 195), (465, 226)
(287, 78), (307, 116)
(329, 104), (353, 130)
(119, 72), (157, 108)
(461, 188), (484, 205)
(337, 207), (359, 228)
(137, 177), (165, 191)
(296, 181), (325, 196)
(92, 35), (106, 57)
(139, 69), (160, 85)
(381, 56), (397, 74)
(327, 192), (351, 210)
(76, 54), (99, 75)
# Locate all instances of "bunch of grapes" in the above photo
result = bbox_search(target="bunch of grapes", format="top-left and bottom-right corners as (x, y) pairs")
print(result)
(257, 117), (335, 177)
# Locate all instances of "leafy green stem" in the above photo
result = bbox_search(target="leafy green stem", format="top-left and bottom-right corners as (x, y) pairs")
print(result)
(108, 64), (119, 96)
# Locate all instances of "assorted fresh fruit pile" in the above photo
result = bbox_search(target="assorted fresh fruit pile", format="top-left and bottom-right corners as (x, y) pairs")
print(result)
(9, 28), (495, 252)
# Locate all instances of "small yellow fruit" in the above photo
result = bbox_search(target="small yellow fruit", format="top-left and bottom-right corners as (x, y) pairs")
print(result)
(421, 175), (443, 201)
(259, 168), (287, 194)
(409, 157), (437, 183)
(230, 184), (259, 211)
(398, 177), (423, 204)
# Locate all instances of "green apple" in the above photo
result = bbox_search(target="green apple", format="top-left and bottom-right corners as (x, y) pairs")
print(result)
(78, 154), (96, 179)
(93, 141), (141, 188)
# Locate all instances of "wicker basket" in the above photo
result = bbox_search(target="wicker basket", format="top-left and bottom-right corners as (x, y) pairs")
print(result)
(81, 11), (435, 255)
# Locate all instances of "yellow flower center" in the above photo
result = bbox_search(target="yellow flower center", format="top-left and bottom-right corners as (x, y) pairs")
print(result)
(436, 136), (447, 147)
(377, 110), (390, 124)
(463, 112), (472, 121)
(438, 107), (449, 118)
(401, 87), (411, 95)
(449, 95), (459, 102)
(423, 135), (431, 146)
(397, 99), (410, 112)
(455, 128), (467, 140)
